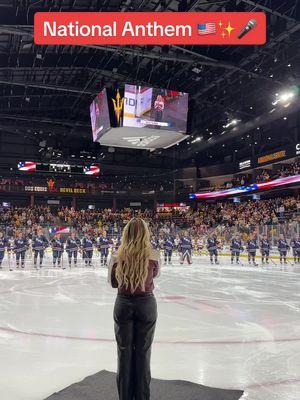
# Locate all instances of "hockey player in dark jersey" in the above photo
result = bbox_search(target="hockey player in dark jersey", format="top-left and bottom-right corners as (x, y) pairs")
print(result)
(32, 229), (49, 269)
(82, 233), (95, 267)
(51, 233), (65, 269)
(115, 234), (121, 251)
(247, 235), (258, 266)
(13, 231), (28, 269)
(0, 231), (9, 269)
(290, 236), (300, 264)
(179, 232), (193, 265)
(260, 234), (270, 264)
(277, 235), (289, 265)
(98, 230), (110, 266)
(163, 234), (174, 265)
(174, 236), (180, 255)
(65, 231), (81, 268)
(207, 234), (219, 265)
(230, 235), (243, 264)
(150, 235), (160, 250)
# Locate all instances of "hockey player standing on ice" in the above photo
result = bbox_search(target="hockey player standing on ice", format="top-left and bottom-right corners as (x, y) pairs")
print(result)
(277, 234), (289, 265)
(150, 235), (160, 250)
(230, 235), (243, 264)
(197, 237), (204, 256)
(179, 231), (193, 265)
(98, 230), (110, 266)
(111, 235), (120, 252)
(113, 234), (121, 252)
(290, 236), (300, 264)
(247, 235), (258, 266)
(13, 231), (28, 269)
(66, 231), (81, 268)
(51, 232), (65, 269)
(0, 231), (9, 269)
(163, 234), (174, 265)
(260, 234), (270, 264)
(174, 235), (180, 254)
(207, 234), (219, 265)
(82, 232), (94, 267)
(32, 228), (49, 269)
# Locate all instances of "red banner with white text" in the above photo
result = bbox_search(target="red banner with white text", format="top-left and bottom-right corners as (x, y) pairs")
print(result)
(34, 12), (266, 45)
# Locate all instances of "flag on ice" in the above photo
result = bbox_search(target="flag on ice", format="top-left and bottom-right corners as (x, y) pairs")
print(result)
(197, 23), (216, 35)
(49, 226), (70, 235)
(18, 161), (37, 172)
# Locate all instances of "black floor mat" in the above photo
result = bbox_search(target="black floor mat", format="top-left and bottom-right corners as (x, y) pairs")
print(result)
(45, 370), (244, 400)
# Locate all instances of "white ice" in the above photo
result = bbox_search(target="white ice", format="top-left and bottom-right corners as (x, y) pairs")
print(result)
(0, 254), (300, 400)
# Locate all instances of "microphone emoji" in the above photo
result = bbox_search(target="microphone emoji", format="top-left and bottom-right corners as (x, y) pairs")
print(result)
(237, 19), (257, 39)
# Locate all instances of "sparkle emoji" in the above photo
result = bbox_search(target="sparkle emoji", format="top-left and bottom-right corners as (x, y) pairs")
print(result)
(224, 22), (235, 37)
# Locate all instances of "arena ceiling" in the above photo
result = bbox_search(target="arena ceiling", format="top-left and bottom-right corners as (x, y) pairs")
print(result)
(0, 0), (299, 171)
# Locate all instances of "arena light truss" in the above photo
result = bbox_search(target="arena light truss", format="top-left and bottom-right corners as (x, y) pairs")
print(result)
(189, 174), (300, 200)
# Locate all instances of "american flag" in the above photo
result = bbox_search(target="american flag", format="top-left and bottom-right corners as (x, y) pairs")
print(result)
(84, 165), (100, 176)
(49, 227), (70, 235)
(197, 23), (216, 35)
(189, 174), (300, 200)
(17, 161), (37, 172)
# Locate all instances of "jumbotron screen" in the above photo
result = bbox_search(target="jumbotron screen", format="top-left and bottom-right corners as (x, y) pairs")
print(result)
(123, 84), (189, 133)
(89, 84), (189, 149)
(90, 88), (111, 142)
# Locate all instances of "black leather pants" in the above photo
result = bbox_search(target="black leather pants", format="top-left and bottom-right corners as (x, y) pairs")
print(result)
(114, 293), (157, 400)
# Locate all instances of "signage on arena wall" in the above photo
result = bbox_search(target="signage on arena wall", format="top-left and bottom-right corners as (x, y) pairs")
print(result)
(189, 174), (300, 200)
(238, 159), (251, 170)
(25, 186), (48, 192)
(59, 188), (86, 194)
(18, 161), (101, 176)
(231, 143), (299, 174)
(257, 150), (287, 165)
(130, 202), (142, 207)
(157, 202), (188, 210)
(34, 12), (266, 45)
(47, 200), (60, 205)
(24, 185), (86, 194)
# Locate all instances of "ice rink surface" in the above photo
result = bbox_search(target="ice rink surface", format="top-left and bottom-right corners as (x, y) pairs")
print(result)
(0, 255), (300, 400)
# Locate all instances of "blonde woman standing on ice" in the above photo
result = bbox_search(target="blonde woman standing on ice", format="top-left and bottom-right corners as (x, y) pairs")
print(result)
(108, 218), (161, 400)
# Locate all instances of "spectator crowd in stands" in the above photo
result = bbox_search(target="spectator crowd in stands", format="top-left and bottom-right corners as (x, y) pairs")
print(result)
(1, 196), (299, 242)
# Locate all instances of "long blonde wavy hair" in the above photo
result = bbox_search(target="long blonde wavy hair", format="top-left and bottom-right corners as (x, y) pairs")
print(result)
(116, 218), (151, 293)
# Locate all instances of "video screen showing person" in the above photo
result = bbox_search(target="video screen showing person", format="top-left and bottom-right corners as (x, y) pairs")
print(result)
(123, 84), (188, 133)
(90, 88), (111, 142)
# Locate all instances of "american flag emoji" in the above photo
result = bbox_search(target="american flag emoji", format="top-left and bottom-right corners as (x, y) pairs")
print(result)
(197, 23), (216, 35)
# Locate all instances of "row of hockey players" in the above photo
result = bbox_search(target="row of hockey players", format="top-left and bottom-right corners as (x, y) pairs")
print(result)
(0, 230), (117, 270)
(150, 233), (300, 266)
(151, 233), (193, 265)
(1, 230), (299, 270)
(229, 234), (299, 265)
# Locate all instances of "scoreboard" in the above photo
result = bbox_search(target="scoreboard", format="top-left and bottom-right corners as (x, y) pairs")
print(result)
(17, 161), (100, 176)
